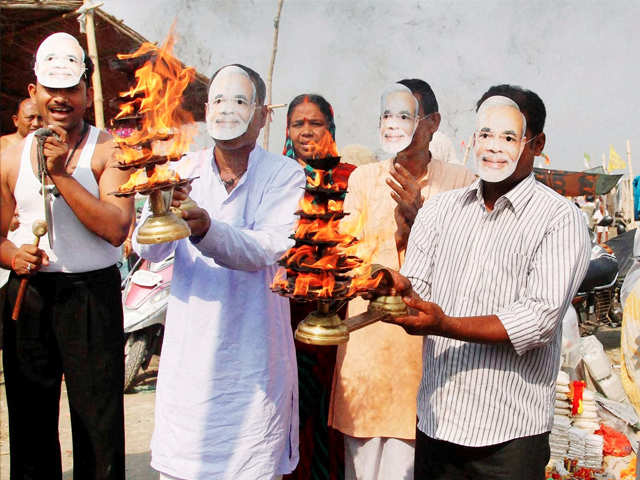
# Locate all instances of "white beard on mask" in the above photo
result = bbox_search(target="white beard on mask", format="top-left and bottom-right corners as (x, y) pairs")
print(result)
(474, 95), (527, 183)
(206, 66), (256, 141)
(475, 153), (519, 183)
(380, 118), (417, 154)
(378, 84), (420, 155)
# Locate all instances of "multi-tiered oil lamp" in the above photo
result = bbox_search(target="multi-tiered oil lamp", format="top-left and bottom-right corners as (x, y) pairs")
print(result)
(271, 132), (406, 345)
(111, 31), (197, 244)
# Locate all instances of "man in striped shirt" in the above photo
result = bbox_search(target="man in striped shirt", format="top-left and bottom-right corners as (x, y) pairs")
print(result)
(379, 85), (590, 479)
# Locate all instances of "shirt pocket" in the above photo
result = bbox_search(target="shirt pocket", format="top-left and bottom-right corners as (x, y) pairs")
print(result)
(478, 250), (529, 308)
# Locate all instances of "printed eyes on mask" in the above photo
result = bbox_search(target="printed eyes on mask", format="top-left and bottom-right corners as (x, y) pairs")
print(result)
(476, 130), (523, 146)
(381, 112), (415, 122)
(210, 96), (251, 106)
(44, 54), (82, 65)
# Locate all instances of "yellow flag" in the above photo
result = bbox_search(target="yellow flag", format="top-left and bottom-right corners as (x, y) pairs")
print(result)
(608, 145), (626, 172)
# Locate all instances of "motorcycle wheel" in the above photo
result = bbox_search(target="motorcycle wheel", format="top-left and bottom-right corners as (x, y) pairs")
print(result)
(124, 330), (152, 393)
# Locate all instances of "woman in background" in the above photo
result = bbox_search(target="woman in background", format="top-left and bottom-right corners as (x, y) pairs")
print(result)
(283, 94), (347, 480)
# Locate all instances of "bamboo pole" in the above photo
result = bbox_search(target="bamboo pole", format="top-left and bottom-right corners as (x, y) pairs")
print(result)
(462, 133), (473, 165)
(83, 0), (105, 129)
(627, 140), (636, 228)
(262, 0), (285, 151)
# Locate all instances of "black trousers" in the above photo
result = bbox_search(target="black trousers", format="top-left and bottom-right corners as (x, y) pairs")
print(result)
(2, 266), (125, 480)
(414, 428), (550, 480)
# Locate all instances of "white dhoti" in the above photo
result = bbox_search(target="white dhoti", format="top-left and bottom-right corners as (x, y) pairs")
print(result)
(344, 435), (415, 480)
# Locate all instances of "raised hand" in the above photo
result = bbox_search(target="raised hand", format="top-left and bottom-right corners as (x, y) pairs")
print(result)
(42, 125), (70, 176)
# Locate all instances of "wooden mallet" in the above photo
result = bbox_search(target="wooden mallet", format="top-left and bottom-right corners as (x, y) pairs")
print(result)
(11, 220), (48, 321)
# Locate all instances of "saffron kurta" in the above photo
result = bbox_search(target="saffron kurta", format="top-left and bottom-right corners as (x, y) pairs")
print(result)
(134, 146), (305, 479)
(329, 156), (475, 439)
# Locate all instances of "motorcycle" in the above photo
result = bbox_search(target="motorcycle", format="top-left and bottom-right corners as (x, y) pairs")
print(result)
(122, 254), (173, 392)
(571, 216), (620, 335)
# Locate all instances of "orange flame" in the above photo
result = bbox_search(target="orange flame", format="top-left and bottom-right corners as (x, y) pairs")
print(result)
(308, 129), (339, 159)
(299, 193), (326, 215)
(328, 199), (343, 212)
(270, 267), (289, 290)
(114, 24), (196, 168)
(292, 273), (336, 297)
(119, 169), (147, 192)
(148, 165), (180, 184)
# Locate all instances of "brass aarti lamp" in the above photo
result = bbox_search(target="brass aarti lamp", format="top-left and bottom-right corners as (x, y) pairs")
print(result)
(271, 149), (406, 345)
(110, 31), (197, 244)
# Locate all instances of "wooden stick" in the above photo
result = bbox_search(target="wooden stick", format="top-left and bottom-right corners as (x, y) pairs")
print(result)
(262, 0), (285, 151)
(11, 220), (48, 321)
(626, 140), (636, 228)
(83, 0), (105, 129)
(627, 139), (633, 179)
(462, 133), (473, 165)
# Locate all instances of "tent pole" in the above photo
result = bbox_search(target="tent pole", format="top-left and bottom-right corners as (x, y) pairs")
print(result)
(84, 0), (105, 129)
(262, 0), (285, 151)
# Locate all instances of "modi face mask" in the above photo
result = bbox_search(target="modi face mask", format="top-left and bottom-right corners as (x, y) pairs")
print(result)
(206, 66), (256, 141)
(34, 32), (86, 89)
(473, 95), (527, 183)
(379, 84), (420, 154)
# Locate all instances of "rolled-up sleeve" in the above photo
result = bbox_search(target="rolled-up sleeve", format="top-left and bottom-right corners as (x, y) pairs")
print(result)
(400, 195), (442, 301)
(194, 164), (305, 271)
(498, 208), (590, 355)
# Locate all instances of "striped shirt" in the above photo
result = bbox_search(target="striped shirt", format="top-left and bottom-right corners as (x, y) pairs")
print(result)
(400, 173), (590, 447)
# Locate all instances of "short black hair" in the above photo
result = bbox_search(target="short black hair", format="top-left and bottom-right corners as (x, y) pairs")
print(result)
(475, 84), (546, 137)
(286, 94), (335, 129)
(208, 64), (266, 105)
(397, 79), (438, 116)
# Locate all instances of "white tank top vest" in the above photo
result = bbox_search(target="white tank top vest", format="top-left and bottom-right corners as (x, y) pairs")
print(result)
(11, 127), (121, 272)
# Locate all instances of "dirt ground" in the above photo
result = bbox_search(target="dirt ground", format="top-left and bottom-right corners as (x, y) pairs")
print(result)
(0, 356), (160, 480)
(0, 328), (626, 479)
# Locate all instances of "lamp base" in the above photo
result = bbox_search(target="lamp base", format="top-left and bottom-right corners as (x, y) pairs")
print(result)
(136, 212), (191, 244)
(295, 310), (349, 345)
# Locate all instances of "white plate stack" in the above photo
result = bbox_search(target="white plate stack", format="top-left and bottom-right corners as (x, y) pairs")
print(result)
(567, 426), (587, 460)
(573, 390), (600, 432)
(571, 389), (603, 470)
(578, 433), (604, 469)
(550, 371), (572, 460)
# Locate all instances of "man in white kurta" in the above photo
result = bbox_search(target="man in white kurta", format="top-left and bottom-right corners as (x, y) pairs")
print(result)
(134, 65), (305, 480)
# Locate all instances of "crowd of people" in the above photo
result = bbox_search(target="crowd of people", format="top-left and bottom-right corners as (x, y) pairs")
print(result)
(0, 31), (591, 480)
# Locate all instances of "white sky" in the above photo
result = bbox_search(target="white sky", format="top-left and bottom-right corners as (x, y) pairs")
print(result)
(102, 0), (640, 172)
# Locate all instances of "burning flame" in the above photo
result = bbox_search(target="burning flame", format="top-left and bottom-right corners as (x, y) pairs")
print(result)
(119, 165), (180, 192)
(272, 147), (382, 300)
(119, 169), (147, 192)
(299, 193), (326, 215)
(114, 24), (196, 167)
(308, 129), (339, 159)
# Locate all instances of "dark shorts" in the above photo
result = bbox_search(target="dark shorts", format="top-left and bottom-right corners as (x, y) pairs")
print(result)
(414, 428), (550, 480)
(2, 265), (125, 480)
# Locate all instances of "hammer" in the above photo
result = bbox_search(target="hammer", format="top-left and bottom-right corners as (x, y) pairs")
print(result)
(11, 220), (48, 321)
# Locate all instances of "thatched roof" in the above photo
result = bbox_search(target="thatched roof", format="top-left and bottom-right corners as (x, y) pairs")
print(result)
(0, 1), (209, 135)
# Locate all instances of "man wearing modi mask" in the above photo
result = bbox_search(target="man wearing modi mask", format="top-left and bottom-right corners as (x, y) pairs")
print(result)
(133, 64), (305, 480)
(360, 85), (590, 479)
(1, 32), (132, 479)
(329, 80), (473, 480)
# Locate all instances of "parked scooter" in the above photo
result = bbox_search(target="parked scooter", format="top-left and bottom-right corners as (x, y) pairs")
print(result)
(122, 254), (173, 392)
